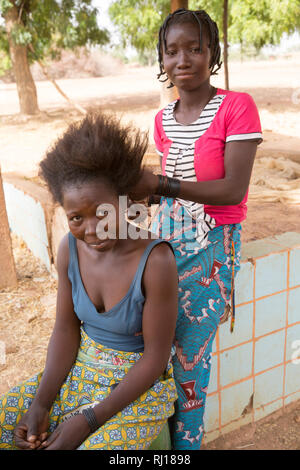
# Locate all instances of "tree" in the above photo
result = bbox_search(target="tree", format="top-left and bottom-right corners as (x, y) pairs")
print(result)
(223, 0), (229, 90)
(0, 166), (17, 289)
(0, 1), (109, 115)
(171, 0), (188, 11)
(229, 0), (300, 53)
(109, 0), (170, 64)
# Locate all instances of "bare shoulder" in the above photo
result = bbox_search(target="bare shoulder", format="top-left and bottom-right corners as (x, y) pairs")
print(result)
(143, 241), (177, 283)
(148, 241), (175, 263)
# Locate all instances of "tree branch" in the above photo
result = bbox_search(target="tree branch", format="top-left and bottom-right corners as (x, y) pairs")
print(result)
(28, 43), (87, 116)
(17, 1), (25, 23)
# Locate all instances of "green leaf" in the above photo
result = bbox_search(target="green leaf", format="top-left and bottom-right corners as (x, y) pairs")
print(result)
(0, 0), (12, 15)
(1, 0), (109, 62)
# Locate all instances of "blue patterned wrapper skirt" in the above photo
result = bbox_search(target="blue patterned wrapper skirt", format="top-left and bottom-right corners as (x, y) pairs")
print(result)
(151, 197), (242, 450)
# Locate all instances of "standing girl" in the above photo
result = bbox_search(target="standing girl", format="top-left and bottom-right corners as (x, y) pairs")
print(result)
(129, 8), (262, 450)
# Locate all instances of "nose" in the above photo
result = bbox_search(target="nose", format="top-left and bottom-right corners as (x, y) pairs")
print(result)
(177, 50), (191, 68)
(84, 217), (98, 238)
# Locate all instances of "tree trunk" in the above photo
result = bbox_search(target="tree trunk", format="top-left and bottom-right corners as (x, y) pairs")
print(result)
(171, 0), (188, 10)
(223, 0), (229, 90)
(0, 168), (17, 289)
(4, 4), (39, 115)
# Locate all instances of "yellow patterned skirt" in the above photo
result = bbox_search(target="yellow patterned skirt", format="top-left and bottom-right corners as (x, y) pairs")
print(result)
(0, 328), (177, 450)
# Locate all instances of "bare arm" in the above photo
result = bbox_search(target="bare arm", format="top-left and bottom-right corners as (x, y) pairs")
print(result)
(14, 234), (81, 449)
(130, 140), (259, 205)
(33, 234), (81, 410)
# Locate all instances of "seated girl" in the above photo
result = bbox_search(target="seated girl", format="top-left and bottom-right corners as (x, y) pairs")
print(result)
(0, 113), (178, 450)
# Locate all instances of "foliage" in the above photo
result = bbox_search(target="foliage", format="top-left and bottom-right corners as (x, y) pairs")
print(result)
(191, 0), (300, 50)
(109, 0), (169, 56)
(110, 0), (300, 57)
(0, 0), (12, 13)
(0, 49), (10, 75)
(0, 0), (109, 64)
(229, 0), (300, 51)
(190, 0), (224, 34)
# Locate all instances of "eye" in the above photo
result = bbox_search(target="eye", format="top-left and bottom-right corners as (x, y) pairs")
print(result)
(166, 49), (176, 56)
(70, 215), (82, 223)
(190, 47), (200, 53)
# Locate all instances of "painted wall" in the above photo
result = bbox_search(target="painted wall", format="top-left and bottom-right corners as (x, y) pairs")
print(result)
(203, 232), (300, 443)
(3, 181), (51, 271)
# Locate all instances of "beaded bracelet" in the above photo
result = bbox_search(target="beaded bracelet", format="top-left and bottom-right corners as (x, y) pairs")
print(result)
(155, 175), (181, 198)
(82, 407), (99, 434)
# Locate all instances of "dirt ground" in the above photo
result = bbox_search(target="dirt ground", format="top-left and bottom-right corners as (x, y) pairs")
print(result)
(0, 56), (300, 450)
(202, 399), (300, 450)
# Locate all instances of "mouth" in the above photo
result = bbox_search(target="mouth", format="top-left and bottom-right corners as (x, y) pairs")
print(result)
(176, 73), (195, 79)
(86, 240), (110, 249)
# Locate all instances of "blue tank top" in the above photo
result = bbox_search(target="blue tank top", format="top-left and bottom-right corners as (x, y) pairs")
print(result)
(68, 233), (170, 352)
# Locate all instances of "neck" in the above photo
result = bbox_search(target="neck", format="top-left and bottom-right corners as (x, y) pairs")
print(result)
(178, 80), (214, 111)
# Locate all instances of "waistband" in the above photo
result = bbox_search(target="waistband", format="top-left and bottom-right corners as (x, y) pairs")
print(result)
(77, 327), (143, 370)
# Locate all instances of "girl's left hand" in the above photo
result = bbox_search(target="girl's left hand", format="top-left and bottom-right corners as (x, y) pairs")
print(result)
(129, 169), (158, 201)
(40, 413), (91, 450)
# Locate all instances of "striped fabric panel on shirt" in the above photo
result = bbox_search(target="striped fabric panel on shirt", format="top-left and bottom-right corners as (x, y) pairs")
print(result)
(157, 95), (226, 246)
(162, 95), (226, 159)
(162, 95), (226, 182)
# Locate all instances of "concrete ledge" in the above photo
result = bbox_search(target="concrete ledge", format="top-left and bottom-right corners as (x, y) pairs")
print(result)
(3, 174), (55, 271)
(203, 232), (300, 445)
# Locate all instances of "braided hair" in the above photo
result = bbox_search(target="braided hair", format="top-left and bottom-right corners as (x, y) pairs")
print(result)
(157, 8), (222, 87)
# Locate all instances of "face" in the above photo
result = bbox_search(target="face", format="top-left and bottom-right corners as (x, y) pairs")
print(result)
(63, 179), (121, 253)
(162, 22), (211, 92)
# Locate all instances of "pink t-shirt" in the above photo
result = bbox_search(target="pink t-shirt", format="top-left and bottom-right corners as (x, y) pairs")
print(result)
(154, 88), (262, 226)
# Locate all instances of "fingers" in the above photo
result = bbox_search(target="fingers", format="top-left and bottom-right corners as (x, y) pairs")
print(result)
(39, 429), (59, 450)
(27, 423), (39, 445)
(14, 424), (37, 450)
(40, 431), (48, 442)
(15, 423), (48, 450)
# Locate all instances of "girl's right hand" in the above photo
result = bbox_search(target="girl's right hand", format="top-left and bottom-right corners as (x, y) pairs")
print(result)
(14, 402), (50, 450)
(129, 169), (158, 201)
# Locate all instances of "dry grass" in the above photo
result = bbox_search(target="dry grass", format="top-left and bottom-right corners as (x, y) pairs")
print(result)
(0, 234), (57, 396)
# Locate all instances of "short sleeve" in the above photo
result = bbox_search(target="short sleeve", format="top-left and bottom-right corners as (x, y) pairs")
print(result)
(154, 111), (164, 157)
(225, 93), (263, 144)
